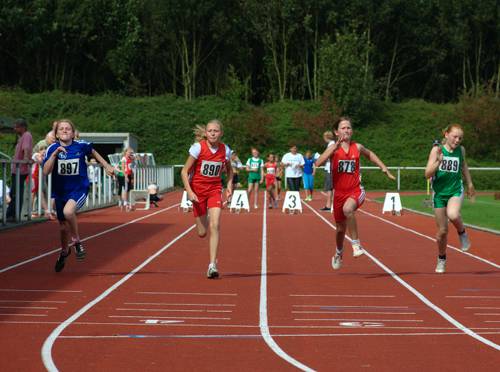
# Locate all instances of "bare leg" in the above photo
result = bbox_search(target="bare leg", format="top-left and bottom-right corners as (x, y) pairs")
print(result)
(59, 221), (71, 253)
(335, 220), (347, 252)
(253, 183), (259, 207)
(208, 207), (222, 263)
(195, 214), (208, 238)
(63, 200), (80, 241)
(446, 196), (465, 233)
(434, 208), (448, 256)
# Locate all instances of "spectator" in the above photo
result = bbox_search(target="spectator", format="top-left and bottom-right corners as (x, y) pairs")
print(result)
(147, 182), (162, 207)
(281, 145), (304, 192)
(30, 144), (51, 218)
(87, 158), (101, 198)
(0, 179), (11, 209)
(6, 118), (33, 220)
(230, 151), (243, 189)
(303, 150), (316, 201)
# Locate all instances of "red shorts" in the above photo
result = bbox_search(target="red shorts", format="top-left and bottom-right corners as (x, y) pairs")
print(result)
(265, 174), (276, 188)
(333, 188), (365, 222)
(191, 184), (222, 217)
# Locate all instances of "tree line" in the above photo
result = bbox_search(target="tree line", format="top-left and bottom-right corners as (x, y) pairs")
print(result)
(1, 0), (498, 109)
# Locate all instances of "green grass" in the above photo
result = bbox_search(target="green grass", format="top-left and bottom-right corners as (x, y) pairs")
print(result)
(376, 194), (500, 231)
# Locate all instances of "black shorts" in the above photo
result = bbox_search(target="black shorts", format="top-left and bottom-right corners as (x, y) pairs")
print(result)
(117, 175), (134, 193)
(232, 174), (240, 185)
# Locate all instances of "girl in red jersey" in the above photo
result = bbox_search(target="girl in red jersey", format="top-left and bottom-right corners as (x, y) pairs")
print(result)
(316, 117), (395, 270)
(181, 120), (233, 279)
(264, 153), (278, 209)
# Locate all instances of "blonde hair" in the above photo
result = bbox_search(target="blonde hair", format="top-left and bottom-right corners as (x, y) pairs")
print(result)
(323, 130), (334, 141)
(54, 119), (76, 140)
(193, 119), (223, 142)
(443, 123), (464, 136)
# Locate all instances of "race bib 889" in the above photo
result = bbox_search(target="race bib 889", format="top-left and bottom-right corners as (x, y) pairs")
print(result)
(58, 159), (79, 176)
(440, 156), (459, 173)
(200, 160), (222, 177)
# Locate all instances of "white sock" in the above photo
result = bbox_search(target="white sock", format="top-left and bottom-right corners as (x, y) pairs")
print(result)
(351, 239), (360, 246)
(335, 248), (343, 256)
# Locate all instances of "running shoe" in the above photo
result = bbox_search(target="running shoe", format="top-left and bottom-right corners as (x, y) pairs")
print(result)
(459, 232), (471, 252)
(435, 258), (446, 274)
(73, 241), (86, 260)
(55, 249), (71, 272)
(352, 243), (365, 258)
(320, 206), (330, 211)
(332, 254), (343, 270)
(207, 263), (219, 279)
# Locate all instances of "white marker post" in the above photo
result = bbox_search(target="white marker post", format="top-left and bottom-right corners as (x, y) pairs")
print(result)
(180, 190), (193, 212)
(230, 190), (250, 213)
(282, 191), (302, 214)
(382, 192), (403, 215)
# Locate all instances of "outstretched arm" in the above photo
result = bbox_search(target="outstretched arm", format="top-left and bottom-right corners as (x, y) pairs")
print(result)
(181, 156), (198, 202)
(92, 149), (115, 176)
(358, 144), (395, 180)
(461, 147), (475, 199)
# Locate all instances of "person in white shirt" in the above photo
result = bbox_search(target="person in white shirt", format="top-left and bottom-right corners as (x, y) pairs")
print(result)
(281, 145), (305, 191)
(320, 131), (335, 211)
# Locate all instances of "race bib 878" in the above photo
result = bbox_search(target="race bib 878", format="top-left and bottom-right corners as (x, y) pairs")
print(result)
(200, 160), (222, 177)
(337, 160), (356, 174)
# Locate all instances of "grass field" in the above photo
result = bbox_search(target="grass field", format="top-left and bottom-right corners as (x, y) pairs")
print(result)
(376, 193), (500, 232)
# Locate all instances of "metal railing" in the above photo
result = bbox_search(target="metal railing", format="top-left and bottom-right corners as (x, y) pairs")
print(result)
(1, 160), (175, 226)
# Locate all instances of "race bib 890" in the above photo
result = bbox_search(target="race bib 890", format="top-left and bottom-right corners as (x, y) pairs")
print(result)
(440, 156), (459, 173)
(200, 160), (222, 177)
(58, 159), (79, 176)
(337, 160), (356, 173)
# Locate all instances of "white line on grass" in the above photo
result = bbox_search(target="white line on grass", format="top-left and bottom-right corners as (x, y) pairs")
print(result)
(304, 202), (500, 351)
(41, 224), (195, 372)
(358, 209), (499, 269)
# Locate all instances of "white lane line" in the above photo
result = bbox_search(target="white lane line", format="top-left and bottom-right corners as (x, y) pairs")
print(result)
(8, 320), (500, 332)
(0, 313), (48, 317)
(55, 331), (500, 339)
(466, 307), (500, 310)
(116, 308), (232, 313)
(294, 318), (423, 323)
(124, 302), (236, 307)
(292, 311), (416, 315)
(108, 315), (231, 321)
(0, 289), (81, 293)
(0, 306), (57, 310)
(292, 305), (409, 309)
(117, 308), (203, 313)
(41, 224), (195, 372)
(290, 294), (395, 298)
(260, 193), (314, 372)
(305, 202), (500, 351)
(137, 292), (238, 296)
(358, 209), (500, 269)
(447, 296), (500, 299)
(0, 202), (180, 274)
(0, 300), (67, 304)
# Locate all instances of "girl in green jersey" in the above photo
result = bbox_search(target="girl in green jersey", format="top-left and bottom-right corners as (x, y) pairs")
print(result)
(425, 124), (475, 273)
(246, 147), (264, 209)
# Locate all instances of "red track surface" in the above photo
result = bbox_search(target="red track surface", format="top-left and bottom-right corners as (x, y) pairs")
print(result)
(0, 191), (498, 371)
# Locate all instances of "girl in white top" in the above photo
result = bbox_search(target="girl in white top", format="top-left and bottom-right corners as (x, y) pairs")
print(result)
(281, 145), (305, 192)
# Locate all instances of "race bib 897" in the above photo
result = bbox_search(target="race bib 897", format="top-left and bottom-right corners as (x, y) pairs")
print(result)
(200, 160), (222, 177)
(58, 159), (79, 176)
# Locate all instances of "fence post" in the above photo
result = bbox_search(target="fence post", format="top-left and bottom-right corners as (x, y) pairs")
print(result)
(397, 167), (401, 191)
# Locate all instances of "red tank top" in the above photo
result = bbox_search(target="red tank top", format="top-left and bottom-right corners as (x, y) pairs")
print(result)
(331, 142), (362, 192)
(265, 162), (277, 178)
(191, 140), (227, 189)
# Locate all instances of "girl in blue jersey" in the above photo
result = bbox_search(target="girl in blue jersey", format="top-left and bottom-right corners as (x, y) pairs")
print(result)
(43, 119), (114, 272)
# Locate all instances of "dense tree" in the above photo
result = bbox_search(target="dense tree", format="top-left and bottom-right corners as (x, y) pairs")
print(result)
(0, 0), (498, 107)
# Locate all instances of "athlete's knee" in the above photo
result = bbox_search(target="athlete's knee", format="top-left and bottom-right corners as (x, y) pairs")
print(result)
(436, 227), (448, 240)
(343, 207), (355, 219)
(209, 219), (219, 232)
(447, 210), (461, 222)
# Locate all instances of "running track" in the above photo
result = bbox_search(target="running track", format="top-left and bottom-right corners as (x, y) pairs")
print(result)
(0, 191), (498, 371)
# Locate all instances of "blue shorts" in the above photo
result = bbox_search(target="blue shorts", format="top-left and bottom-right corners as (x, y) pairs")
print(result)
(55, 190), (88, 221)
(303, 173), (314, 190)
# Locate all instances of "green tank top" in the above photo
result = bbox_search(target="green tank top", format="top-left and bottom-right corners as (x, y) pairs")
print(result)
(432, 145), (463, 195)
